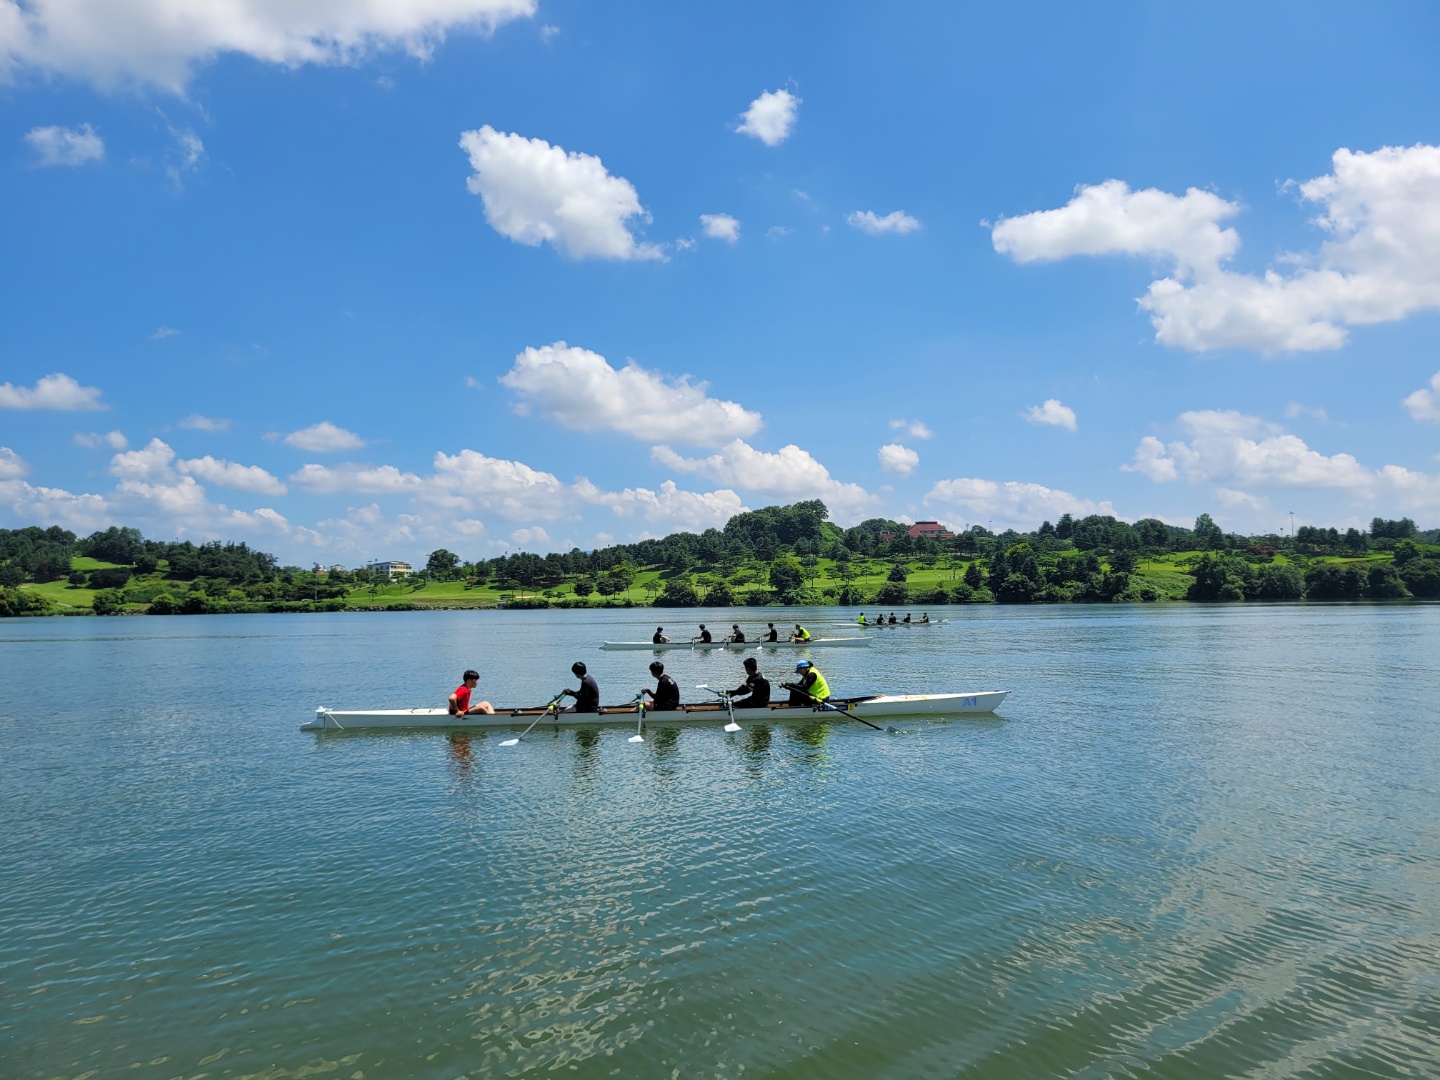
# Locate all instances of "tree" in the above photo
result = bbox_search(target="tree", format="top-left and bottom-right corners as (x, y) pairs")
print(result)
(1365, 564), (1408, 599)
(426, 549), (460, 579)
(1186, 554), (1248, 601)
(1193, 513), (1225, 550)
(148, 592), (180, 615)
(768, 557), (804, 594)
(91, 589), (124, 616)
(963, 562), (983, 589)
(1055, 513), (1074, 541)
(1251, 564), (1304, 600)
(654, 578), (701, 606)
(886, 563), (908, 583)
(572, 576), (596, 598)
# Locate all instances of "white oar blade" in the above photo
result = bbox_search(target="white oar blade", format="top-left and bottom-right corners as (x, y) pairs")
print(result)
(498, 737), (519, 746)
(724, 721), (741, 732)
(628, 733), (645, 743)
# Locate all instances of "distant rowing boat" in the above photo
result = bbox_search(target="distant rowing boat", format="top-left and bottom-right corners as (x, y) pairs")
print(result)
(302, 691), (1009, 731)
(600, 637), (869, 651)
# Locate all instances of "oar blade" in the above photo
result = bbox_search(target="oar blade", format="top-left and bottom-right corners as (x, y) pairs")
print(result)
(498, 737), (519, 747)
(628, 733), (645, 743)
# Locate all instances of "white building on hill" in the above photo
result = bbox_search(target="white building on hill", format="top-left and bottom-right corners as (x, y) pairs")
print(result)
(366, 560), (413, 578)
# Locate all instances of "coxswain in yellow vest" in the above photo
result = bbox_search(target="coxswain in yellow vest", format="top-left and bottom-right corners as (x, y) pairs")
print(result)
(784, 660), (829, 706)
(791, 623), (811, 642)
(857, 612), (867, 625)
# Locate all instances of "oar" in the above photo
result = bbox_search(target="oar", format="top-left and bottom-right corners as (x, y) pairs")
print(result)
(696, 685), (743, 732)
(629, 694), (646, 743)
(789, 685), (893, 733)
(498, 690), (567, 746)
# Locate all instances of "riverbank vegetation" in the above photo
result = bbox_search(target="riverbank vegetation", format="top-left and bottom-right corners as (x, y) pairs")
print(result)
(2, 505), (1438, 616)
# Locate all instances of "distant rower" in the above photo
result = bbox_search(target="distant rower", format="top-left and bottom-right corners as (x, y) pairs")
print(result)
(791, 623), (811, 643)
(643, 661), (679, 711)
(727, 623), (746, 643)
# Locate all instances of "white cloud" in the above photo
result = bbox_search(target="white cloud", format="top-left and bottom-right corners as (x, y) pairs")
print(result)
(166, 128), (205, 190)
(109, 437), (175, 482)
(1285, 402), (1330, 422)
(765, 225), (792, 240)
(877, 443), (919, 476)
(736, 88), (799, 147)
(0, 478), (110, 531)
(178, 413), (230, 432)
(289, 462), (421, 495)
(889, 418), (934, 440)
(0, 372), (105, 410)
(283, 421), (365, 452)
(428, 449), (571, 519)
(1123, 410), (1440, 519)
(651, 439), (874, 520)
(1404, 370), (1440, 423)
(176, 455), (287, 496)
(23, 123), (103, 166)
(1023, 398), (1078, 431)
(991, 179), (1240, 274)
(926, 477), (1119, 530)
(0, 446), (28, 480)
(459, 125), (662, 261)
(510, 526), (550, 547)
(499, 341), (762, 447)
(0, 0), (536, 93)
(74, 430), (128, 450)
(847, 210), (920, 235)
(700, 213), (740, 243)
(151, 325), (181, 339)
(993, 145), (1440, 353)
(576, 478), (745, 532)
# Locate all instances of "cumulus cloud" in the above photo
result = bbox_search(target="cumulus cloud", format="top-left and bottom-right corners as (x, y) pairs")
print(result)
(499, 341), (762, 447)
(289, 462), (421, 495)
(74, 430), (128, 450)
(1023, 398), (1078, 431)
(651, 439), (874, 520)
(992, 145), (1440, 353)
(109, 437), (175, 481)
(1122, 410), (1440, 518)
(877, 443), (919, 476)
(0, 0), (537, 93)
(0, 446), (28, 480)
(0, 478), (110, 531)
(23, 123), (103, 166)
(282, 421), (365, 452)
(176, 455), (287, 496)
(459, 125), (662, 261)
(428, 449), (571, 519)
(699, 213), (740, 242)
(151, 325), (181, 339)
(1404, 370), (1440, 423)
(178, 413), (229, 432)
(926, 477), (1119, 531)
(0, 372), (105, 410)
(576, 478), (745, 532)
(889, 418), (934, 440)
(847, 210), (920, 235)
(1285, 402), (1330, 422)
(736, 88), (799, 147)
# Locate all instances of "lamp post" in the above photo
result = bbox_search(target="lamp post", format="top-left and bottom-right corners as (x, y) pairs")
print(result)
(1289, 511), (1295, 538)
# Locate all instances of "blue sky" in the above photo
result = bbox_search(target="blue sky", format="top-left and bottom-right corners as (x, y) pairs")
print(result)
(3, 1), (1440, 565)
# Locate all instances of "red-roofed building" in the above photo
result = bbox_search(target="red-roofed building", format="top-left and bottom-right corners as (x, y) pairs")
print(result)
(907, 521), (953, 540)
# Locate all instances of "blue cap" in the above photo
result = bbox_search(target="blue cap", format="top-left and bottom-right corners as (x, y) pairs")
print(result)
(795, 661), (810, 671)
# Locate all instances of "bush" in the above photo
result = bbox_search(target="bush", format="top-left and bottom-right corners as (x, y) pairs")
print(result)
(874, 581), (909, 604)
(92, 589), (125, 616)
(1399, 558), (1440, 598)
(1304, 563), (1365, 600)
(89, 567), (133, 589)
(993, 573), (1038, 603)
(0, 587), (55, 617)
(148, 592), (179, 615)
(181, 591), (212, 615)
(1365, 564), (1409, 599)
(701, 582), (736, 607)
(1251, 564), (1304, 600)
(503, 597), (551, 609)
(68, 570), (88, 586)
(653, 579), (700, 607)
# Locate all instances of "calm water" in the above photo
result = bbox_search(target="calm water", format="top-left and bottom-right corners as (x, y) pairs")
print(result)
(3, 604), (1438, 1078)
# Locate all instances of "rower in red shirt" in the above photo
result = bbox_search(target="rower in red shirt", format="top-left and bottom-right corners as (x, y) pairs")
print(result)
(448, 669), (495, 716)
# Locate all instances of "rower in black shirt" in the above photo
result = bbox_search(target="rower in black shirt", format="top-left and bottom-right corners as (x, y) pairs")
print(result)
(727, 623), (745, 643)
(888, 613), (897, 624)
(902, 612), (911, 623)
(652, 626), (670, 644)
(696, 623), (713, 643)
(643, 661), (679, 711)
(765, 622), (779, 642)
(728, 657), (770, 709)
(562, 661), (600, 713)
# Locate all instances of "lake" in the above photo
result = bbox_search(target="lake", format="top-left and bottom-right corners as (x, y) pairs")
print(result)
(3, 603), (1438, 1077)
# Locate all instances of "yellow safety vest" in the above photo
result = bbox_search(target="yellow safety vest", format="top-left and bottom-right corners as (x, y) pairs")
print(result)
(806, 667), (830, 701)
(796, 626), (811, 640)
(857, 615), (866, 624)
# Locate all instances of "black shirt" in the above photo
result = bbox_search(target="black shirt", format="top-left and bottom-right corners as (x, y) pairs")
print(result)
(729, 671), (770, 708)
(649, 673), (679, 711)
(573, 673), (600, 713)
(730, 629), (745, 642)
(653, 630), (665, 643)
(699, 628), (712, 642)
(765, 627), (778, 641)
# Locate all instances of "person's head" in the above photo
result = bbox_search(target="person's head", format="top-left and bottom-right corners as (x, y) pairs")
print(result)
(732, 623), (739, 630)
(649, 661), (664, 676)
(768, 622), (775, 628)
(656, 627), (663, 633)
(743, 657), (758, 672)
(795, 660), (812, 672)
(572, 661), (587, 677)
(699, 623), (706, 629)
(462, 669), (479, 685)
(794, 623), (802, 630)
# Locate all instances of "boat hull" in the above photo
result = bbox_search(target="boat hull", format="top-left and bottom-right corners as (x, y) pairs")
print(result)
(301, 691), (1008, 731)
(601, 637), (869, 650)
